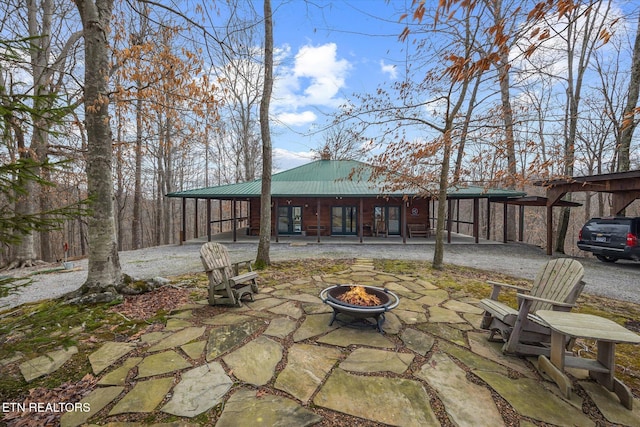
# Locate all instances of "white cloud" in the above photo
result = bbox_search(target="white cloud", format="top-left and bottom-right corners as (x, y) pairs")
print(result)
(273, 147), (315, 172)
(276, 110), (317, 126)
(273, 43), (351, 126)
(380, 60), (397, 80)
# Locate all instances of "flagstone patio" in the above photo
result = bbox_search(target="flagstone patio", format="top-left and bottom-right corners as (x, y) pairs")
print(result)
(12, 259), (640, 426)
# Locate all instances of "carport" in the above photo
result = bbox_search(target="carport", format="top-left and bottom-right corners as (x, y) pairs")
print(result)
(535, 170), (640, 255)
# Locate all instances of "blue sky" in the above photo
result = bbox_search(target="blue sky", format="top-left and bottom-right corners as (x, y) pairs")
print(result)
(268, 1), (409, 169)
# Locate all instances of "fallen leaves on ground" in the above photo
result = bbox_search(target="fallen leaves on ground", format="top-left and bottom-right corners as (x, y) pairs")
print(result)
(4, 374), (96, 427)
(111, 286), (191, 320)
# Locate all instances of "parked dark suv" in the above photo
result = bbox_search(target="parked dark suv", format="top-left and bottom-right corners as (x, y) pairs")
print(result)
(577, 217), (640, 262)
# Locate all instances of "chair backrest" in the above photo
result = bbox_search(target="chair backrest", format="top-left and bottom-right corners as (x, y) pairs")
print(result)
(376, 220), (387, 233)
(200, 242), (233, 285)
(529, 258), (585, 313)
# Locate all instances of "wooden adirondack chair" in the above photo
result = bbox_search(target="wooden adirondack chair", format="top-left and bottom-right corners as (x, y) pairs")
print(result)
(478, 258), (585, 356)
(200, 242), (259, 306)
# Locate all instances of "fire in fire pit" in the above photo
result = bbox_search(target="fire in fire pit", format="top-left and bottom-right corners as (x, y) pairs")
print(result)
(336, 285), (382, 306)
(320, 285), (400, 333)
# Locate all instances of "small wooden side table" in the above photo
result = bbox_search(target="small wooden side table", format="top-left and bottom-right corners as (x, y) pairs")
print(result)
(536, 310), (640, 410)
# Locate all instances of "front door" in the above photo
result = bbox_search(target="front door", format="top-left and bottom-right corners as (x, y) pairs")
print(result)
(331, 206), (357, 235)
(375, 206), (401, 235)
(278, 206), (302, 234)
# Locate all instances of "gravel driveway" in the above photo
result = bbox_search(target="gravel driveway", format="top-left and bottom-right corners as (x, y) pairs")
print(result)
(1, 240), (639, 310)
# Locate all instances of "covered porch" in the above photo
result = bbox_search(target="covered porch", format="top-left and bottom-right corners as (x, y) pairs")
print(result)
(167, 159), (527, 245)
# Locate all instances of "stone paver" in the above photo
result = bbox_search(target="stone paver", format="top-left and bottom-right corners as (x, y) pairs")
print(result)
(216, 388), (322, 427)
(148, 326), (205, 352)
(206, 319), (265, 361)
(314, 368), (439, 426)
(268, 300), (303, 319)
(394, 308), (427, 324)
(97, 357), (142, 386)
(340, 348), (414, 374)
(274, 343), (341, 403)
(202, 313), (253, 326)
(475, 370), (594, 427)
(400, 328), (435, 355)
(292, 313), (337, 342)
(19, 346), (78, 382)
(109, 377), (174, 415)
(579, 381), (640, 426)
(88, 342), (137, 375)
(316, 327), (394, 348)
(416, 352), (504, 427)
(60, 386), (123, 427)
(222, 336), (283, 386)
(161, 363), (233, 417)
(263, 317), (297, 338)
(428, 306), (466, 323)
(181, 340), (206, 359)
(136, 350), (192, 378)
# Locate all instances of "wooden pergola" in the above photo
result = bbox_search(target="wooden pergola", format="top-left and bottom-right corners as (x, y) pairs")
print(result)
(535, 170), (640, 255)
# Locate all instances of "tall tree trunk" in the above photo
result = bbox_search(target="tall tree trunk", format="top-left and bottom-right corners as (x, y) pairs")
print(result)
(433, 128), (453, 270)
(555, 2), (611, 253)
(72, 0), (122, 302)
(155, 117), (165, 246)
(163, 112), (173, 244)
(493, 0), (518, 241)
(256, 0), (273, 267)
(132, 83), (143, 249)
(618, 12), (640, 172)
(114, 106), (125, 251)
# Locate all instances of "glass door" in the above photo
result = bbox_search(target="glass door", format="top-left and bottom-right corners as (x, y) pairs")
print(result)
(331, 206), (357, 235)
(278, 206), (302, 234)
(374, 206), (401, 235)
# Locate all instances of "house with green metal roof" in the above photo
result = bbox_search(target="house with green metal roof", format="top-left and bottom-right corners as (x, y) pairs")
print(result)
(167, 159), (526, 243)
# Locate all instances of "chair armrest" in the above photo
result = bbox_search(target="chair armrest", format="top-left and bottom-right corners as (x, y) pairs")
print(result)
(486, 280), (529, 300)
(517, 293), (575, 309)
(232, 260), (254, 274)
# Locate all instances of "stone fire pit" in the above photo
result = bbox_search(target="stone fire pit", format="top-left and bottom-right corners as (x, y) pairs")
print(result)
(319, 285), (400, 333)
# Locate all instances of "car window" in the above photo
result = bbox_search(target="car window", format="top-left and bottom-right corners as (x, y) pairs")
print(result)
(586, 219), (631, 234)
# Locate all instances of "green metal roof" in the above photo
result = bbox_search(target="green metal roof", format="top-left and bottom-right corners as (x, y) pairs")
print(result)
(166, 159), (525, 199)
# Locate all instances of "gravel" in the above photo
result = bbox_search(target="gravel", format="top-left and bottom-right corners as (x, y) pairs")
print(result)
(1, 240), (639, 310)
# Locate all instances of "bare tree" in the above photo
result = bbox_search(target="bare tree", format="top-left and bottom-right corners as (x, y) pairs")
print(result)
(550, 1), (615, 252)
(314, 122), (365, 161)
(256, 0), (273, 267)
(71, 0), (122, 302)
(212, 2), (264, 182)
(617, 11), (640, 172)
(2, 0), (83, 267)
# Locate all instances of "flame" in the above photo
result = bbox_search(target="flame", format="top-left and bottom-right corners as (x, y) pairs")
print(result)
(337, 286), (382, 307)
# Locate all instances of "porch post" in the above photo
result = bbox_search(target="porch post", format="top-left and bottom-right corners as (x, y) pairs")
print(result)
(181, 197), (186, 244)
(218, 201), (223, 233)
(275, 198), (279, 243)
(232, 198), (237, 242)
(402, 200), (407, 244)
(519, 205), (524, 242)
(473, 197), (479, 243)
(426, 198), (430, 229)
(503, 202), (508, 243)
(194, 198), (199, 239)
(486, 199), (491, 240)
(546, 204), (553, 255)
(317, 198), (321, 243)
(447, 198), (453, 243)
(359, 198), (364, 243)
(207, 199), (211, 242)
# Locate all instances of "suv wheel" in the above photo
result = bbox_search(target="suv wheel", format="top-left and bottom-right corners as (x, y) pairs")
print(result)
(596, 255), (618, 263)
